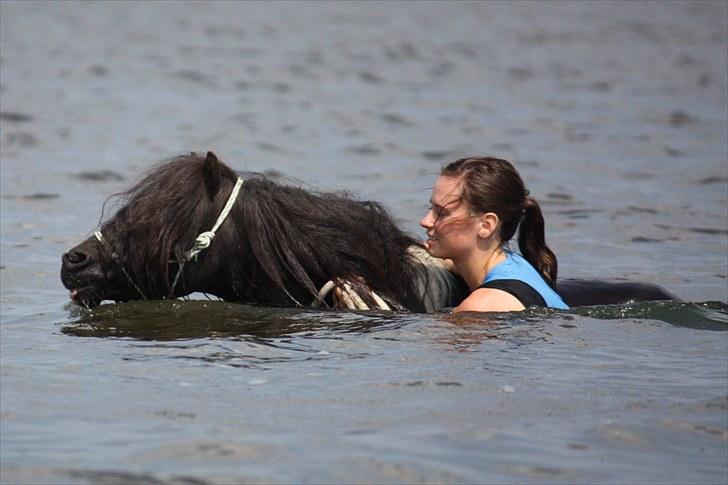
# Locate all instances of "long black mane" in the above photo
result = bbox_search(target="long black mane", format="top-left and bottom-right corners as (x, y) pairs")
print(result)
(101, 152), (431, 310)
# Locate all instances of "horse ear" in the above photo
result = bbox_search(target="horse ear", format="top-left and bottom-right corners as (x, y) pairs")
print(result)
(202, 151), (222, 200)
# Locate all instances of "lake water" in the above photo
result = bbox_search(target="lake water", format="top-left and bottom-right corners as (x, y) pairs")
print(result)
(1, 1), (726, 483)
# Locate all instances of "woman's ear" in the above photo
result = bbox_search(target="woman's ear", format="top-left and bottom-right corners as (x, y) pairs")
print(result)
(477, 212), (500, 239)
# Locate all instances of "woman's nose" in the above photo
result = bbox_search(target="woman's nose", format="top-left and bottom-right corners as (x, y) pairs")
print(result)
(420, 210), (434, 230)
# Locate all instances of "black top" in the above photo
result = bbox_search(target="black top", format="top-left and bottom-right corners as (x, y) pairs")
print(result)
(477, 279), (547, 308)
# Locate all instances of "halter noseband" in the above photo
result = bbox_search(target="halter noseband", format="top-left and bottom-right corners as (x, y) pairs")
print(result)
(94, 177), (245, 301)
(94, 230), (148, 300)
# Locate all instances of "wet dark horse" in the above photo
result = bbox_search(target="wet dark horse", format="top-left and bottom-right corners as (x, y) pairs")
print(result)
(61, 152), (674, 311)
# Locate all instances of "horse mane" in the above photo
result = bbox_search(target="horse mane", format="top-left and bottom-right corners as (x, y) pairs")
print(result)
(227, 167), (425, 308)
(102, 153), (432, 310)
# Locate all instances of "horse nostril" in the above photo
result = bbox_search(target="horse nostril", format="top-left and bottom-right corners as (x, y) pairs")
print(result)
(63, 250), (89, 268)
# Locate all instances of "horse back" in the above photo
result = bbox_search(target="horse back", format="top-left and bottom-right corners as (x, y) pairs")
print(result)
(557, 279), (676, 307)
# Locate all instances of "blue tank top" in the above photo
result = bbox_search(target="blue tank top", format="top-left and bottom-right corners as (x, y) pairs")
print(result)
(483, 251), (569, 309)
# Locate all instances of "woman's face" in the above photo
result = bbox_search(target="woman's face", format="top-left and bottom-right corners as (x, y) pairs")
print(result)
(420, 175), (480, 260)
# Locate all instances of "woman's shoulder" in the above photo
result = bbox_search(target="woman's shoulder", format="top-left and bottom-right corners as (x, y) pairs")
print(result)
(454, 287), (525, 313)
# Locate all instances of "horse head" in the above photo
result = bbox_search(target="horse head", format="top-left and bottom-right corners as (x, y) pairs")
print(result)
(61, 151), (242, 307)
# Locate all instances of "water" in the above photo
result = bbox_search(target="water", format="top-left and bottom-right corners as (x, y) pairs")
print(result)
(1, 1), (727, 483)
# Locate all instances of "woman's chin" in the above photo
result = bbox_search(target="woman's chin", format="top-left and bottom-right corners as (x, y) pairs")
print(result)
(424, 240), (443, 257)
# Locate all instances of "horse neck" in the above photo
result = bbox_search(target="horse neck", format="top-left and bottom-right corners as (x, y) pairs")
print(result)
(220, 182), (450, 311)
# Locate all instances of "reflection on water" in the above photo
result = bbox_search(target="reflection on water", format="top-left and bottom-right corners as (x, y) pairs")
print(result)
(61, 299), (728, 342)
(61, 300), (406, 340)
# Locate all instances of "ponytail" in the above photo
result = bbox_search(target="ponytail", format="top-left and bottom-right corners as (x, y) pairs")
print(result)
(518, 197), (558, 288)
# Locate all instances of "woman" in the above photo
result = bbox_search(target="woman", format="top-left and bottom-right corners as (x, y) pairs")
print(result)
(420, 157), (569, 312)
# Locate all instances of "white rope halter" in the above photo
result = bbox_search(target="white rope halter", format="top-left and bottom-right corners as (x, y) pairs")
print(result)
(186, 177), (244, 262)
(170, 177), (244, 294)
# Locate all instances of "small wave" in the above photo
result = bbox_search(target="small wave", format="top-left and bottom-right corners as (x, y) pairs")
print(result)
(0, 111), (34, 123)
(570, 301), (728, 330)
(440, 300), (727, 331)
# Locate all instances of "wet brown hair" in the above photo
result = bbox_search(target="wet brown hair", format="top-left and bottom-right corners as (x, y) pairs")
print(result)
(441, 157), (558, 287)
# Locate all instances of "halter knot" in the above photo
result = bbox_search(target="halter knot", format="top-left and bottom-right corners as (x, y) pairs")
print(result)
(187, 231), (216, 261)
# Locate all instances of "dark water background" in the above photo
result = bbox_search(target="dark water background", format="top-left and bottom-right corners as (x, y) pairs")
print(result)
(1, 1), (726, 483)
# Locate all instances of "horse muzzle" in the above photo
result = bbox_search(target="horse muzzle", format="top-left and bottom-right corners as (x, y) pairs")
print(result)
(61, 241), (107, 308)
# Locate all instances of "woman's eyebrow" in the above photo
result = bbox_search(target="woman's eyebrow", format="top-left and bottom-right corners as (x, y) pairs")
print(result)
(437, 197), (462, 210)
